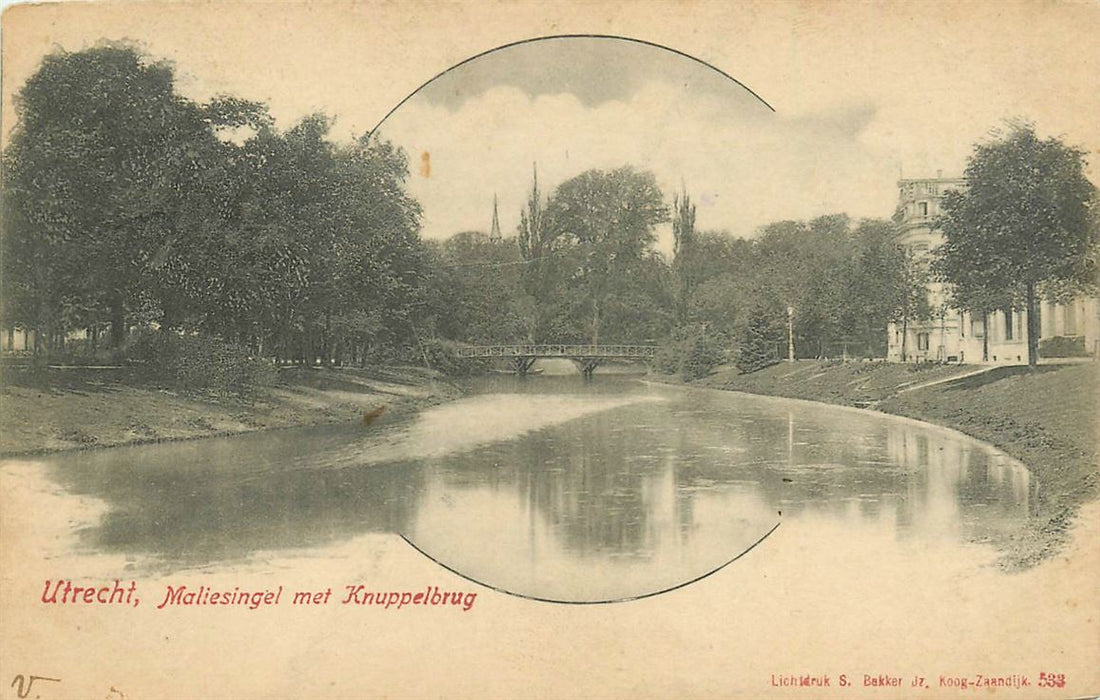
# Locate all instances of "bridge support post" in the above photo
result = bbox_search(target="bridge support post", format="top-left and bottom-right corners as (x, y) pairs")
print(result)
(510, 357), (537, 375)
(573, 358), (601, 378)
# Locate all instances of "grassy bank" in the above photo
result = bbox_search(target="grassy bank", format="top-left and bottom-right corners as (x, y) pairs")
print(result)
(0, 364), (460, 457)
(677, 359), (1098, 568)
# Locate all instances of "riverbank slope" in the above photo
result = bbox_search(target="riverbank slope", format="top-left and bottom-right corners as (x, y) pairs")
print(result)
(0, 365), (459, 457)
(669, 360), (1098, 568)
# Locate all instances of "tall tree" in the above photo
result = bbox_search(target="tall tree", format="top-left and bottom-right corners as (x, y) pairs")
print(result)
(516, 165), (559, 341)
(747, 215), (852, 357)
(937, 124), (1097, 366)
(3, 43), (428, 369)
(543, 166), (669, 344)
(843, 219), (929, 358)
(671, 189), (697, 325)
(518, 164), (548, 262)
(425, 231), (528, 344)
(890, 246), (933, 362)
(3, 43), (212, 348)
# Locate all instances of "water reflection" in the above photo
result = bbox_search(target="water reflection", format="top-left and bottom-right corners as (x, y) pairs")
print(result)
(3, 377), (1031, 600)
(43, 428), (428, 567)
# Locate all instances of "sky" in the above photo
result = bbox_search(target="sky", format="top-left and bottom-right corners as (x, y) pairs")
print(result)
(2, 1), (1097, 257)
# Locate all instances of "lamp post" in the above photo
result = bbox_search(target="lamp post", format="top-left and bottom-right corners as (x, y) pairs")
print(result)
(787, 305), (795, 362)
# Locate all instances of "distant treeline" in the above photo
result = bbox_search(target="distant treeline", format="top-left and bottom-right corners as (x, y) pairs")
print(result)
(0, 43), (958, 381)
(422, 125), (1097, 375)
(432, 167), (927, 378)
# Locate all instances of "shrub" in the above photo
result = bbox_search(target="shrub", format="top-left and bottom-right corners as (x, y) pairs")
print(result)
(414, 337), (489, 375)
(683, 331), (727, 380)
(657, 324), (729, 380)
(127, 330), (276, 396)
(652, 341), (682, 376)
(735, 314), (780, 374)
(905, 360), (941, 373)
(1039, 335), (1088, 358)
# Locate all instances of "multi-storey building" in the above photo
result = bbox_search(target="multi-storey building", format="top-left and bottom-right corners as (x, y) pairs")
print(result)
(886, 174), (1098, 364)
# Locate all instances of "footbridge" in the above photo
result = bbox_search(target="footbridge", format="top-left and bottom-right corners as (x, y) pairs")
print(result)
(454, 344), (659, 376)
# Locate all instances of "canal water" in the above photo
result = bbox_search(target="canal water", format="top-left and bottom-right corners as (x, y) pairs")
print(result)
(0, 376), (1033, 603)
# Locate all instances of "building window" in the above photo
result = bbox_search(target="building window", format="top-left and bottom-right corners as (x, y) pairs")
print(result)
(1004, 309), (1013, 340)
(917, 333), (930, 351)
(971, 317), (985, 338)
(918, 201), (929, 217)
(1064, 303), (1078, 335)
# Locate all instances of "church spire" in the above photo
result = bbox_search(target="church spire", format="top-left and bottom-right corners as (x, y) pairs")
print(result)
(490, 193), (502, 243)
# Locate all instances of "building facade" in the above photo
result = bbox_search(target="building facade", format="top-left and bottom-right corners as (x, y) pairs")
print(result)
(886, 175), (1099, 364)
(1, 327), (38, 353)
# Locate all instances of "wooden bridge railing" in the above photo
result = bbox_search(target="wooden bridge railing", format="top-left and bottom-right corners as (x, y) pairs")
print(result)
(453, 344), (659, 359)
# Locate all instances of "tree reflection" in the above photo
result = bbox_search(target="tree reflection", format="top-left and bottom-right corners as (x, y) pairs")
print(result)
(50, 427), (426, 568)
(426, 389), (1031, 562)
(38, 381), (1032, 578)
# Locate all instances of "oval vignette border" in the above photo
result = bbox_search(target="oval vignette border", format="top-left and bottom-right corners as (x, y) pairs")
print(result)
(367, 33), (776, 138)
(380, 34), (782, 604)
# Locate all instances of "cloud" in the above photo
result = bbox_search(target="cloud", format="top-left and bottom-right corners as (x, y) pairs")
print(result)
(375, 76), (897, 256)
(413, 36), (768, 112)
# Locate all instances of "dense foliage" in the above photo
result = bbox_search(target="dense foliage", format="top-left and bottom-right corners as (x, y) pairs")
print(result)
(669, 215), (925, 371)
(127, 330), (277, 396)
(3, 43), (976, 382)
(2, 44), (426, 372)
(432, 190), (921, 374)
(936, 123), (1097, 366)
(429, 167), (674, 346)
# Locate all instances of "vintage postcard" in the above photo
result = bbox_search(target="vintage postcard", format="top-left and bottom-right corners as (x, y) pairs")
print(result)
(1, 1), (1097, 698)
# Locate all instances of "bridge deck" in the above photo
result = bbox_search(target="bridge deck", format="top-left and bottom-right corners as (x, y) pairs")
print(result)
(454, 344), (658, 359)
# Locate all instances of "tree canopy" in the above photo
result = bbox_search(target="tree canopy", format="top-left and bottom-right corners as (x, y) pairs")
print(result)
(2, 43), (427, 367)
(936, 123), (1097, 365)
(541, 166), (670, 344)
(4, 43), (990, 378)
